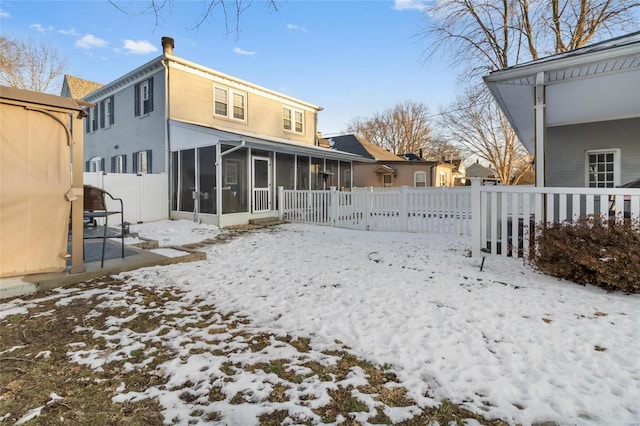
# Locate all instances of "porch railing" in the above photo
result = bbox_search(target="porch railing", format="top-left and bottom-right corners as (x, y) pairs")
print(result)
(253, 188), (270, 213)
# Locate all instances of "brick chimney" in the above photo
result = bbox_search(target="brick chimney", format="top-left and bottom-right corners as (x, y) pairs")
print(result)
(162, 37), (174, 55)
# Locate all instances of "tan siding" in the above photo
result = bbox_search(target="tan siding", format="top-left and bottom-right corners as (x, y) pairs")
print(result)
(168, 67), (316, 145)
(353, 163), (438, 187)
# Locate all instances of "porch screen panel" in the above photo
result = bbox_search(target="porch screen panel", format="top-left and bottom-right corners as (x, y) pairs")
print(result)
(339, 161), (352, 189)
(297, 156), (309, 190)
(276, 153), (295, 190)
(198, 146), (217, 214)
(222, 146), (248, 214)
(310, 157), (323, 190)
(180, 149), (195, 212)
(326, 160), (338, 188)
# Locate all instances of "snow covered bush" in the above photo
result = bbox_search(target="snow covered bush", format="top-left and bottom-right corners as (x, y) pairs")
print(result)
(531, 215), (640, 293)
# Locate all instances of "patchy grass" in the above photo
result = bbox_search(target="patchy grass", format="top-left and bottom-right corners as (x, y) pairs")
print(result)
(1, 275), (509, 425)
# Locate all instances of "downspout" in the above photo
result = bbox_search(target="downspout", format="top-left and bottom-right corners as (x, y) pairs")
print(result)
(161, 37), (173, 220)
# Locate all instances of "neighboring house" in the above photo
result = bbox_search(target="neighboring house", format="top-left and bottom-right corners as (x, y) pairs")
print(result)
(465, 161), (500, 184)
(0, 86), (86, 277)
(328, 134), (456, 188)
(64, 37), (360, 227)
(484, 31), (640, 188)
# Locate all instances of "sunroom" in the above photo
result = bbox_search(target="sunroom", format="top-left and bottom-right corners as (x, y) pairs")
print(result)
(169, 122), (362, 227)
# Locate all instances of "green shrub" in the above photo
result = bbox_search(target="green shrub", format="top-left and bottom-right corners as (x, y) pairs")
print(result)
(531, 215), (640, 293)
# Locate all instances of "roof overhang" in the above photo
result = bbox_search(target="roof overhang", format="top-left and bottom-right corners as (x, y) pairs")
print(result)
(484, 33), (640, 153)
(169, 120), (367, 162)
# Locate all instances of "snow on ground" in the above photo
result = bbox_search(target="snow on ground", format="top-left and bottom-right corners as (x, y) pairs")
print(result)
(5, 220), (640, 425)
(130, 219), (220, 246)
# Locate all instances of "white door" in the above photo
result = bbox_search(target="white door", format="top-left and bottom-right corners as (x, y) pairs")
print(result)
(252, 156), (271, 213)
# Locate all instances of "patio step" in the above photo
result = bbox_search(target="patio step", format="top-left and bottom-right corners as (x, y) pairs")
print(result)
(248, 217), (284, 227)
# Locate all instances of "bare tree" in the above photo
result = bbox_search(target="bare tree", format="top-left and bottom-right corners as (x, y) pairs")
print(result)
(424, 0), (639, 81)
(347, 101), (439, 156)
(422, 0), (638, 184)
(0, 36), (67, 94)
(440, 89), (533, 185)
(109, 0), (279, 37)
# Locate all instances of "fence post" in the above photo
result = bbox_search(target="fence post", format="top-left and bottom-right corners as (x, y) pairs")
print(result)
(471, 178), (482, 257)
(278, 186), (284, 221)
(364, 189), (371, 231)
(400, 186), (408, 232)
(330, 186), (337, 226)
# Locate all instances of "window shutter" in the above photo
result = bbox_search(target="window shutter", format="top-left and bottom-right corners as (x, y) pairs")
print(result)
(148, 78), (154, 113)
(85, 108), (90, 133)
(133, 152), (138, 174)
(100, 100), (105, 128)
(134, 83), (140, 117)
(146, 150), (153, 173)
(109, 96), (115, 125)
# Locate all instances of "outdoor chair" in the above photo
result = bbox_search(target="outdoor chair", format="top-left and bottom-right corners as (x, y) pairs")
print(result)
(83, 185), (124, 267)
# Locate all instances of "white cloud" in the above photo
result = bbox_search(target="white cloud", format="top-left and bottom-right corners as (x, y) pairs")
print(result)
(76, 34), (108, 49)
(58, 28), (80, 36)
(122, 39), (157, 54)
(287, 23), (307, 32)
(29, 23), (54, 33)
(0, 9), (10, 18)
(393, 0), (429, 12)
(233, 47), (256, 56)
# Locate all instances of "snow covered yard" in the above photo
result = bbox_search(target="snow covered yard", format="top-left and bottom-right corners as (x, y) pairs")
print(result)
(1, 221), (638, 425)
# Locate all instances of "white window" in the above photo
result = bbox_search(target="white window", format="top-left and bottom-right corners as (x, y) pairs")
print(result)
(283, 107), (304, 133)
(383, 174), (392, 187)
(214, 86), (246, 121)
(90, 106), (97, 132)
(100, 96), (114, 129)
(89, 156), (103, 172)
(414, 171), (427, 187)
(439, 171), (447, 186)
(233, 92), (245, 120)
(134, 150), (152, 174)
(214, 87), (228, 116)
(135, 78), (153, 116)
(586, 149), (620, 188)
(111, 155), (126, 173)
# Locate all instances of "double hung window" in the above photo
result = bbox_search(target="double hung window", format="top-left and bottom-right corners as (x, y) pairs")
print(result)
(214, 86), (246, 121)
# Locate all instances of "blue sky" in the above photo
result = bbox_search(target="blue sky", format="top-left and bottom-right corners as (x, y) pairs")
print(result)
(0, 0), (462, 135)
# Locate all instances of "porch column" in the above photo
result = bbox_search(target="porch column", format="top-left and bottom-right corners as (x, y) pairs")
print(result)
(534, 71), (546, 187)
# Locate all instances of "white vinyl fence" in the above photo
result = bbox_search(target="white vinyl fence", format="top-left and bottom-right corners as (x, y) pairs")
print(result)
(278, 180), (640, 260)
(84, 172), (169, 225)
(279, 186), (472, 234)
(474, 183), (640, 259)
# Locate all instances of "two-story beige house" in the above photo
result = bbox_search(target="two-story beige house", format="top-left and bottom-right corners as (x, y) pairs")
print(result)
(64, 37), (360, 226)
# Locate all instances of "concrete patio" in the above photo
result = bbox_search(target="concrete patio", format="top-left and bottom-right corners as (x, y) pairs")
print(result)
(0, 228), (206, 300)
